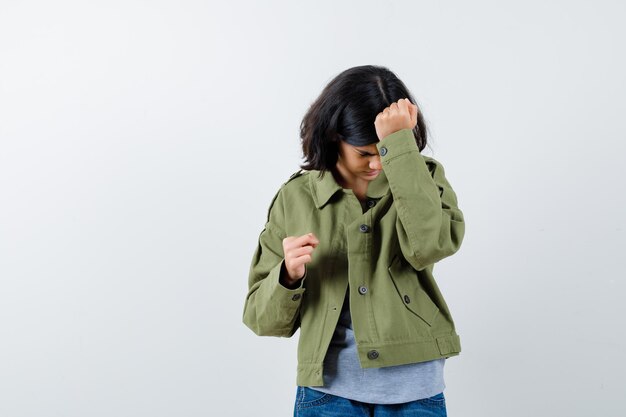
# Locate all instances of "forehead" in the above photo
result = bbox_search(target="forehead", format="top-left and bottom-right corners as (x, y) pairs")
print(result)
(340, 141), (379, 152)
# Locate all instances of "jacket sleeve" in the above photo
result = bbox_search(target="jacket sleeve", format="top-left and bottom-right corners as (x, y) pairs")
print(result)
(376, 128), (465, 271)
(242, 187), (306, 337)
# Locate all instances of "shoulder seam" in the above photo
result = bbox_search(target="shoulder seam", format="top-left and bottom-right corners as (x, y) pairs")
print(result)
(286, 169), (304, 183)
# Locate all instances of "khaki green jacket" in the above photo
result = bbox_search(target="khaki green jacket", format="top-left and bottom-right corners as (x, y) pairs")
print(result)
(242, 128), (465, 387)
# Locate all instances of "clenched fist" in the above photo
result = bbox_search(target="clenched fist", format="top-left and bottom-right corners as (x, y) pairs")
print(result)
(280, 232), (319, 288)
(374, 98), (418, 141)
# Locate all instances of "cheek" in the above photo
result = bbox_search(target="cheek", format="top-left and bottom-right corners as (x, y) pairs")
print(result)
(353, 157), (367, 169)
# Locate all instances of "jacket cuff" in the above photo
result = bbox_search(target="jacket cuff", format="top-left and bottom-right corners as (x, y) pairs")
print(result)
(271, 259), (306, 302)
(279, 262), (307, 290)
(376, 128), (421, 160)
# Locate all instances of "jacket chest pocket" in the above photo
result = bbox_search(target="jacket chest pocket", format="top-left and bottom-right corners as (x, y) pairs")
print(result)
(388, 255), (440, 326)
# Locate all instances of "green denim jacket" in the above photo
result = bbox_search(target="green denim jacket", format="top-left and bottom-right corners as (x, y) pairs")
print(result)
(243, 128), (465, 387)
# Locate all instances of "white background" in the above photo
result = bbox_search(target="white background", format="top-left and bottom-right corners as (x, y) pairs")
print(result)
(1, 1), (625, 416)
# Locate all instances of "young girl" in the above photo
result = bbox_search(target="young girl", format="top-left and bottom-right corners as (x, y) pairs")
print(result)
(243, 65), (465, 416)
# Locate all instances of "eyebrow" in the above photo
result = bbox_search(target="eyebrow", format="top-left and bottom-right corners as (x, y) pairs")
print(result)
(354, 149), (379, 156)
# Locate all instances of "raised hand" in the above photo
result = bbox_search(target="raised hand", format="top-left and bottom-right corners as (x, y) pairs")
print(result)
(281, 232), (319, 287)
(374, 98), (418, 141)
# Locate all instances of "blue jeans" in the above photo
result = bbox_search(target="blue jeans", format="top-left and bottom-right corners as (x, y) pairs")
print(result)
(294, 386), (447, 416)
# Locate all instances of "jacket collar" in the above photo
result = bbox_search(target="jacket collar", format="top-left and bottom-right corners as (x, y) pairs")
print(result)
(310, 170), (342, 209)
(366, 169), (390, 199)
(311, 169), (390, 209)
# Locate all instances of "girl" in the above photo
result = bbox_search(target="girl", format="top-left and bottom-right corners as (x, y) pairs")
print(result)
(243, 65), (465, 416)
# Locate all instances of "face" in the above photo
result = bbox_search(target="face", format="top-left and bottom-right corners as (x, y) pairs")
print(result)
(335, 140), (383, 184)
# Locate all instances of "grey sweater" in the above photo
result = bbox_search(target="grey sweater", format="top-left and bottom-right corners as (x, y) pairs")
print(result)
(308, 290), (446, 404)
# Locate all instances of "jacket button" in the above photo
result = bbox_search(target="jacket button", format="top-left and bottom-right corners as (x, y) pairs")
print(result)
(358, 286), (368, 295)
(367, 350), (379, 360)
(379, 147), (388, 156)
(359, 224), (370, 233)
(404, 295), (411, 304)
(366, 199), (376, 208)
(292, 294), (301, 301)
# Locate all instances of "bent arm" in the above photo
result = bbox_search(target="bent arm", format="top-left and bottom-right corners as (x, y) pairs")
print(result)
(377, 129), (465, 271)
(242, 190), (306, 337)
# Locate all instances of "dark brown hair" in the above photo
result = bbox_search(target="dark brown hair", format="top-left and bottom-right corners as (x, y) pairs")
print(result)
(299, 65), (428, 177)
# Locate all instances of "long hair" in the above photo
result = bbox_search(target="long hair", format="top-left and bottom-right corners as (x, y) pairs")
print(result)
(299, 65), (428, 177)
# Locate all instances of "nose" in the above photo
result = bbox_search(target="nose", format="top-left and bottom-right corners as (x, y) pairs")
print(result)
(370, 156), (382, 171)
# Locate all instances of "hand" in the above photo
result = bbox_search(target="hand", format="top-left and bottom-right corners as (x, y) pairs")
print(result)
(281, 232), (319, 287)
(374, 98), (418, 141)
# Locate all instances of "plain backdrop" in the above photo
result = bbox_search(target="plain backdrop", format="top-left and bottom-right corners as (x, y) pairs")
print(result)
(1, 1), (625, 416)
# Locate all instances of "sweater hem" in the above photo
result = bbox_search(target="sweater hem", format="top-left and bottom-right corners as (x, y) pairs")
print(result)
(296, 334), (460, 387)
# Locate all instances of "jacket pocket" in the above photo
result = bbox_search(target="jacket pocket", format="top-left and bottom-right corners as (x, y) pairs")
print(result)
(388, 254), (440, 326)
